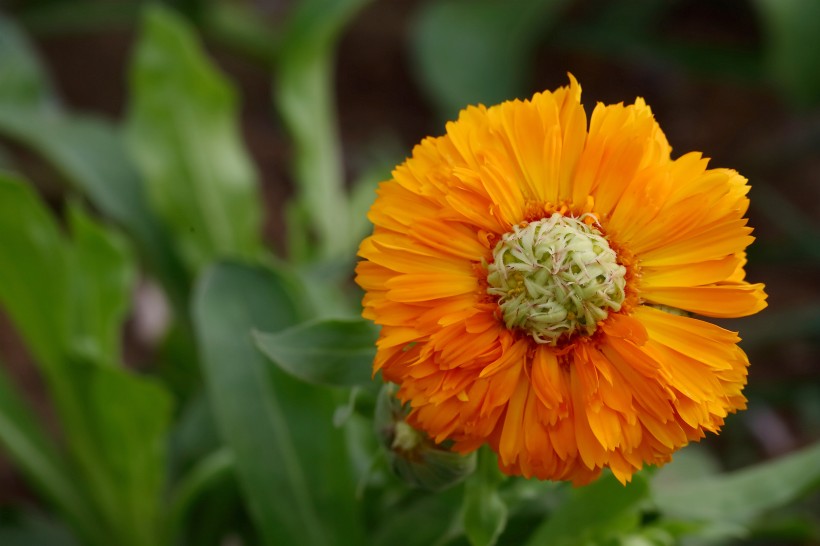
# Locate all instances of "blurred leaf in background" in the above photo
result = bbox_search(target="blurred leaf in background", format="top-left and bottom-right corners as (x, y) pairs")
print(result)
(126, 5), (264, 275)
(193, 262), (365, 546)
(274, 0), (374, 262)
(754, 0), (820, 107)
(411, 0), (570, 119)
(0, 13), (189, 310)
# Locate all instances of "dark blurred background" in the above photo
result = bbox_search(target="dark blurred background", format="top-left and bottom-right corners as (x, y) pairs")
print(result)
(1, 0), (819, 525)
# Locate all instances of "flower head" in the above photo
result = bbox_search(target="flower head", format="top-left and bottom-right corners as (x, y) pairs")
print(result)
(355, 75), (767, 484)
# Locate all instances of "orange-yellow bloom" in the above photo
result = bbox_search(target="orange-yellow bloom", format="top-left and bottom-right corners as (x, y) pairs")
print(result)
(355, 76), (767, 485)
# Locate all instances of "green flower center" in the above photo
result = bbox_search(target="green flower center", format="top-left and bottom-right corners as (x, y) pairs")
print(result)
(486, 213), (626, 345)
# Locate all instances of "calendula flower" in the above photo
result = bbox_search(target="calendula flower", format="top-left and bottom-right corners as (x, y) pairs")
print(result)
(355, 75), (766, 485)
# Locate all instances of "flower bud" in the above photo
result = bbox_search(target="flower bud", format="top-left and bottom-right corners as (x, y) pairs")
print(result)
(374, 384), (476, 491)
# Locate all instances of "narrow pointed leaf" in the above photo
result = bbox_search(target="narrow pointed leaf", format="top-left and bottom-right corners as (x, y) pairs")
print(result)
(193, 262), (365, 546)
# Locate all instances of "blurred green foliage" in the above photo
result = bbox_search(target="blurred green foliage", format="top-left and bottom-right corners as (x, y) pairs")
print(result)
(0, 0), (818, 545)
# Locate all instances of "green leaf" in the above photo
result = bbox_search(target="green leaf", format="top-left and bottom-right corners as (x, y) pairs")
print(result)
(253, 318), (378, 387)
(0, 15), (57, 109)
(274, 0), (373, 260)
(0, 112), (188, 308)
(65, 362), (173, 546)
(0, 364), (101, 546)
(126, 5), (263, 273)
(524, 473), (650, 546)
(411, 0), (570, 119)
(0, 14), (189, 310)
(66, 204), (135, 365)
(0, 174), (171, 546)
(653, 440), (820, 539)
(755, 0), (820, 106)
(371, 487), (464, 546)
(463, 448), (508, 546)
(193, 262), (365, 546)
(0, 173), (69, 370)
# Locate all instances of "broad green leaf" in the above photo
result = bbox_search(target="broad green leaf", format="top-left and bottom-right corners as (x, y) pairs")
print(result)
(0, 173), (69, 370)
(0, 15), (188, 310)
(411, 0), (570, 119)
(193, 262), (365, 546)
(274, 0), (373, 260)
(0, 174), (170, 546)
(0, 112), (188, 308)
(67, 204), (135, 365)
(524, 473), (650, 546)
(755, 0), (820, 106)
(0, 364), (102, 546)
(253, 318), (377, 387)
(0, 172), (135, 377)
(65, 361), (173, 546)
(127, 5), (263, 273)
(653, 440), (820, 539)
(463, 448), (508, 546)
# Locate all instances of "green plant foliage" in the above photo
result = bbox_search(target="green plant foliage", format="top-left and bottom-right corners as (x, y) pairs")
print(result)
(193, 262), (365, 546)
(274, 0), (374, 261)
(65, 361), (172, 546)
(524, 473), (650, 546)
(66, 204), (134, 365)
(0, 14), (188, 310)
(654, 439), (820, 541)
(126, 5), (263, 274)
(463, 448), (508, 546)
(0, 364), (94, 544)
(1, 2), (819, 545)
(0, 513), (79, 546)
(0, 173), (172, 546)
(0, 173), (70, 370)
(371, 487), (464, 546)
(755, 0), (820, 106)
(0, 175), (137, 371)
(254, 318), (378, 387)
(411, 0), (570, 119)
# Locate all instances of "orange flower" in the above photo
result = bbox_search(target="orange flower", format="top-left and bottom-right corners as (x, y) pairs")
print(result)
(355, 75), (766, 485)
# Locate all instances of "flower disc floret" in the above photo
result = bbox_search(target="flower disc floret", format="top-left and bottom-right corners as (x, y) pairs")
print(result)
(486, 213), (626, 344)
